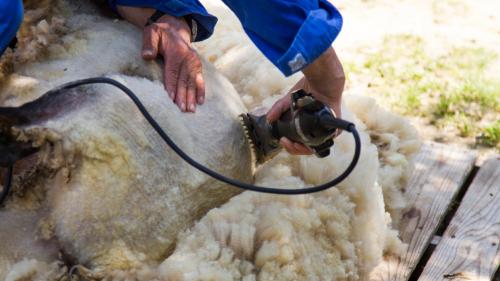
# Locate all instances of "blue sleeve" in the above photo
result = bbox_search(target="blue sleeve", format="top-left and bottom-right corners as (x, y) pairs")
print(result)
(221, 0), (343, 76)
(0, 0), (23, 56)
(108, 0), (217, 42)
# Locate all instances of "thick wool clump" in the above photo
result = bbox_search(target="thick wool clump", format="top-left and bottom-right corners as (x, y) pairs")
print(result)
(15, 0), (68, 64)
(159, 136), (361, 280)
(0, 0), (419, 280)
(0, 210), (62, 281)
(159, 106), (408, 281)
(160, 189), (357, 280)
(2, 260), (63, 281)
(0, 0), (67, 85)
(195, 0), (420, 225)
(346, 96), (420, 225)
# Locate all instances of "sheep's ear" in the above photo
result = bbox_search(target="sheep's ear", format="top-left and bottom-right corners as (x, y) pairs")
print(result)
(1, 84), (94, 130)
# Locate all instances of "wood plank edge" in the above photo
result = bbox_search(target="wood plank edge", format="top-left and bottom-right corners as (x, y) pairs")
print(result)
(418, 157), (500, 281)
(404, 154), (478, 281)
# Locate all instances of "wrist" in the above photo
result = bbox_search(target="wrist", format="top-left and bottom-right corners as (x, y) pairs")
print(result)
(303, 47), (344, 82)
(116, 5), (155, 27)
(155, 14), (188, 28)
(116, 6), (191, 42)
(155, 14), (191, 43)
(302, 47), (345, 106)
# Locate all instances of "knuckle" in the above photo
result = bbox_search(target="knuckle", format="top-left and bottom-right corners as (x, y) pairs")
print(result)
(178, 78), (189, 87)
(197, 67), (204, 76)
(196, 78), (204, 89)
(188, 81), (196, 89)
(193, 59), (203, 70)
(191, 53), (202, 64)
(151, 23), (165, 33)
(170, 71), (179, 78)
(174, 41), (189, 52)
(144, 25), (154, 34)
(193, 61), (202, 71)
(166, 67), (179, 78)
(186, 51), (199, 62)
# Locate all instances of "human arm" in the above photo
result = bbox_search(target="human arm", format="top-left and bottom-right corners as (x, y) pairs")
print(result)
(218, 0), (344, 155)
(112, 0), (345, 155)
(110, 0), (217, 112)
(267, 47), (345, 122)
(267, 47), (345, 155)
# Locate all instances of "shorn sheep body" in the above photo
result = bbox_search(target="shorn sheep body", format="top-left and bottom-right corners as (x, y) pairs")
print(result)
(0, 1), (420, 280)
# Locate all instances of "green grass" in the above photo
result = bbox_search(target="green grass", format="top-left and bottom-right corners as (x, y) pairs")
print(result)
(478, 121), (500, 147)
(348, 34), (500, 150)
(435, 80), (500, 119)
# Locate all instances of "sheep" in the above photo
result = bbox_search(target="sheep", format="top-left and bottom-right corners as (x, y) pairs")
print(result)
(1, 1), (251, 279)
(196, 0), (420, 227)
(0, 0), (420, 280)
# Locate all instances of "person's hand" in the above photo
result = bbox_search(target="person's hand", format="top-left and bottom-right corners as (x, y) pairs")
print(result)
(116, 6), (204, 113)
(267, 47), (345, 156)
(266, 91), (314, 155)
(142, 15), (204, 113)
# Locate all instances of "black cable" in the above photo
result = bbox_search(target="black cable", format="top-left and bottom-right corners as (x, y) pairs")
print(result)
(39, 77), (362, 195)
(0, 164), (13, 206)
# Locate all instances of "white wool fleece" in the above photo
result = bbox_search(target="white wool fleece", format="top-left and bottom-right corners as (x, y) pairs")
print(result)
(0, 0), (419, 280)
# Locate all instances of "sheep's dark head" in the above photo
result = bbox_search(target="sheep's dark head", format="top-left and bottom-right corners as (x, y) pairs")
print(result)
(0, 108), (38, 167)
(0, 84), (92, 168)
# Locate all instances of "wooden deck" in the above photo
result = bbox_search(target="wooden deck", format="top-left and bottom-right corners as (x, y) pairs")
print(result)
(369, 142), (500, 281)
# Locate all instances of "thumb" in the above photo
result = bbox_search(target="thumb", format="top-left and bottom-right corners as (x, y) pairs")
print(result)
(142, 27), (159, 60)
(267, 96), (291, 123)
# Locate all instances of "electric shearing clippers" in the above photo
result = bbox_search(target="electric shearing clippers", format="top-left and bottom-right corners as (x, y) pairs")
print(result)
(240, 89), (353, 164)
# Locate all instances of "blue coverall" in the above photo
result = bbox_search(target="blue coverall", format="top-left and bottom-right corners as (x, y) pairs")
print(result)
(0, 0), (23, 55)
(109, 0), (343, 76)
(0, 0), (343, 76)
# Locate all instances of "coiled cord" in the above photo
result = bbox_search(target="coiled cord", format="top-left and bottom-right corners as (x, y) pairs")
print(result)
(1, 77), (361, 198)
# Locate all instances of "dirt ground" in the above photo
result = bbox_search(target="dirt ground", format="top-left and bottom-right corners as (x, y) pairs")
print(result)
(333, 0), (500, 162)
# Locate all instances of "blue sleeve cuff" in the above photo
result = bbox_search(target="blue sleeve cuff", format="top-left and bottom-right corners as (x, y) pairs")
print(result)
(236, 0), (342, 77)
(108, 0), (217, 42)
(276, 2), (343, 76)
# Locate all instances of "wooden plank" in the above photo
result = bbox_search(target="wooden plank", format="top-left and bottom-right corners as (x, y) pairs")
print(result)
(369, 142), (476, 281)
(418, 156), (500, 281)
